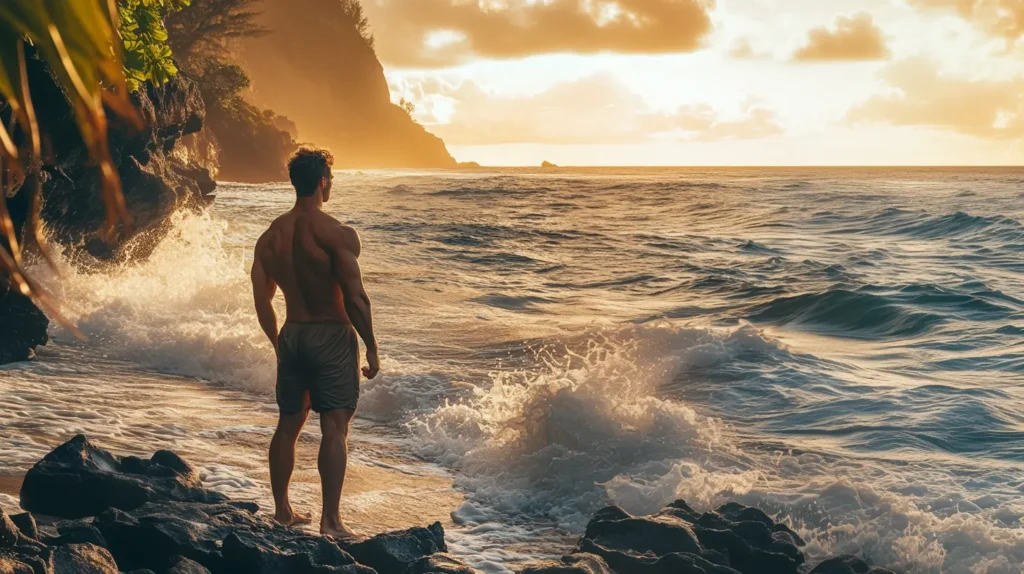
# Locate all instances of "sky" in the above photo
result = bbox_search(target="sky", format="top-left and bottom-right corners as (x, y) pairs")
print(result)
(366, 0), (1024, 166)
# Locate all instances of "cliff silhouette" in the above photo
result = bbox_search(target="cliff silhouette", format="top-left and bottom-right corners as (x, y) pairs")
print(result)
(239, 0), (456, 168)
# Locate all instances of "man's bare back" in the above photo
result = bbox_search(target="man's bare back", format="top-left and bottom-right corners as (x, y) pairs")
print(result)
(250, 148), (378, 539)
(255, 210), (355, 324)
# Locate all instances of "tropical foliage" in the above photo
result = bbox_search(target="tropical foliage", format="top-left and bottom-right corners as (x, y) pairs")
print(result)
(0, 0), (186, 327)
(118, 0), (191, 91)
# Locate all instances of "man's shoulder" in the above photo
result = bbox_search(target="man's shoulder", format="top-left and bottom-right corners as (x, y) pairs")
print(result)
(314, 214), (359, 244)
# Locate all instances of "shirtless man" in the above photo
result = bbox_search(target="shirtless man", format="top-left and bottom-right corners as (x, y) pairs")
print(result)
(250, 147), (379, 539)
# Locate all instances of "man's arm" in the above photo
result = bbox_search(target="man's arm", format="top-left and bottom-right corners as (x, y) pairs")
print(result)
(329, 226), (379, 379)
(251, 241), (279, 353)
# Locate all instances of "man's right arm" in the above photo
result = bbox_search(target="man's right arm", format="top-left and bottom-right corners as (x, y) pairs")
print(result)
(330, 226), (379, 379)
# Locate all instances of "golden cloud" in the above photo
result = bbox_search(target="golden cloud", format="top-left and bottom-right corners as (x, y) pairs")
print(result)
(362, 0), (715, 67)
(793, 12), (890, 61)
(848, 57), (1024, 138)
(729, 38), (772, 59)
(910, 0), (1024, 40)
(394, 74), (783, 144)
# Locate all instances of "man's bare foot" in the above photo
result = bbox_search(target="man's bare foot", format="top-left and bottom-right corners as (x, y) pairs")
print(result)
(274, 510), (313, 528)
(321, 521), (361, 541)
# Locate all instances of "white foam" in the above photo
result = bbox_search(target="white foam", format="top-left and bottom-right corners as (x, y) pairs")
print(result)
(36, 212), (277, 391)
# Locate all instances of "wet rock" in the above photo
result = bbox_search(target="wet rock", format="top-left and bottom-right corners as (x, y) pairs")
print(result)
(808, 555), (897, 574)
(163, 555), (212, 574)
(582, 507), (703, 556)
(0, 291), (49, 364)
(0, 509), (19, 547)
(94, 503), (243, 572)
(46, 543), (120, 574)
(402, 552), (479, 574)
(8, 514), (37, 541)
(20, 435), (227, 518)
(575, 538), (739, 574)
(221, 528), (369, 573)
(341, 522), (446, 574)
(519, 553), (615, 574)
(52, 521), (108, 548)
(0, 555), (36, 574)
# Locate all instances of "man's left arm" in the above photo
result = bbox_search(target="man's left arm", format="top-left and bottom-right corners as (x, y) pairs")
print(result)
(251, 248), (279, 354)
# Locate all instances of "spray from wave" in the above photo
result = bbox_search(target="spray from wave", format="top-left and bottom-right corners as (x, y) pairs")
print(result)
(37, 211), (277, 390)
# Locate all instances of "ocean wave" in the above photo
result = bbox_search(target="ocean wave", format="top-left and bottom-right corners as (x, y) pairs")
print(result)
(36, 212), (277, 391)
(749, 289), (949, 338)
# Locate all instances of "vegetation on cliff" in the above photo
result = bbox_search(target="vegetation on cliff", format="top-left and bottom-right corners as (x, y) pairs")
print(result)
(166, 0), (299, 182)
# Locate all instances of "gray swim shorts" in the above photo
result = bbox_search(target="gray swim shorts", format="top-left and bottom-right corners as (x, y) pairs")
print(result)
(276, 322), (360, 414)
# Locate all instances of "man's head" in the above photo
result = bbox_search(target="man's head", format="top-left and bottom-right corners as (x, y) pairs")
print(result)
(288, 147), (335, 201)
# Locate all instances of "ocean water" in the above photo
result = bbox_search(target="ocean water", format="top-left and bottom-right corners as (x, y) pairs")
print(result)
(2, 167), (1023, 573)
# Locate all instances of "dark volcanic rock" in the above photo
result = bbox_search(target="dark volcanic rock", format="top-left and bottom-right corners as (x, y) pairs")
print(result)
(809, 555), (897, 574)
(0, 508), (19, 547)
(46, 543), (120, 574)
(163, 555), (212, 574)
(575, 538), (738, 574)
(20, 435), (227, 519)
(519, 553), (615, 574)
(342, 522), (446, 574)
(402, 552), (479, 574)
(51, 520), (108, 548)
(1, 47), (219, 366)
(572, 501), (806, 574)
(0, 290), (49, 364)
(221, 528), (371, 573)
(9, 514), (37, 541)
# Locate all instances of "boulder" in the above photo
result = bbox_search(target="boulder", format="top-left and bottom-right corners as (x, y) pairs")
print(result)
(163, 555), (212, 574)
(0, 509), (19, 547)
(582, 507), (703, 557)
(0, 555), (37, 574)
(402, 553), (479, 574)
(0, 291), (49, 364)
(341, 522), (446, 574)
(221, 528), (369, 573)
(51, 521), (108, 548)
(574, 501), (809, 574)
(575, 539), (739, 574)
(8, 515), (37, 541)
(46, 543), (119, 574)
(20, 435), (227, 518)
(519, 553), (614, 574)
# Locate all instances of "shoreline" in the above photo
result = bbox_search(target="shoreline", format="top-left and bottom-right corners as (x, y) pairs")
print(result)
(0, 347), (462, 539)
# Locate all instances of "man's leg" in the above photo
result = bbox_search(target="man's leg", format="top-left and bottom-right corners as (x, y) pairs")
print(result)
(318, 408), (357, 537)
(270, 392), (311, 526)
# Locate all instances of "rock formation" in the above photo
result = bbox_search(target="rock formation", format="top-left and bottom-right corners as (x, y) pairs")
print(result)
(517, 500), (898, 574)
(239, 0), (456, 168)
(5, 435), (480, 574)
(0, 48), (217, 365)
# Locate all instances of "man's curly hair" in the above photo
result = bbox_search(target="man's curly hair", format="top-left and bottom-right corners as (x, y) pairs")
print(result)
(288, 147), (334, 197)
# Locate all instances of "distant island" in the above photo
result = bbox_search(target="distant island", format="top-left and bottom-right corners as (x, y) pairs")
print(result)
(541, 161), (558, 168)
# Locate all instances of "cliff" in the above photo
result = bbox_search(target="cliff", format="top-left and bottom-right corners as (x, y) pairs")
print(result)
(0, 48), (216, 364)
(239, 0), (456, 168)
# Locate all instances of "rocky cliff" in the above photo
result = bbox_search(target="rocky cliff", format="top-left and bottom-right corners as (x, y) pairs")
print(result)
(239, 0), (456, 168)
(0, 49), (216, 364)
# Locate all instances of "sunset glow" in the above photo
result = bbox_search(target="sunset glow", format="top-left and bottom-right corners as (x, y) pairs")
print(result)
(369, 0), (1024, 165)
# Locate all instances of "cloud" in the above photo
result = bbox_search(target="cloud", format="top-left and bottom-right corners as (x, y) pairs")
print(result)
(847, 57), (1024, 139)
(792, 12), (890, 61)
(729, 38), (772, 59)
(909, 0), (1024, 40)
(393, 73), (783, 144)
(362, 0), (715, 67)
